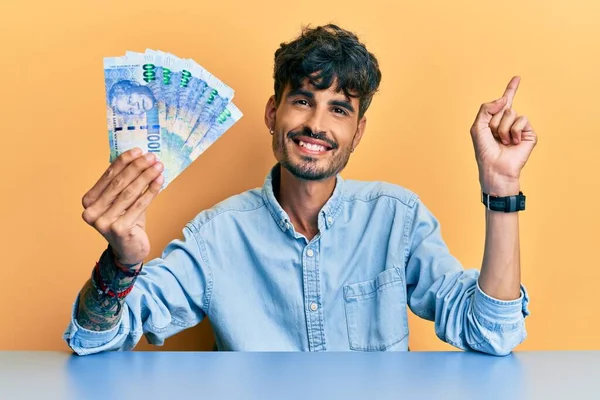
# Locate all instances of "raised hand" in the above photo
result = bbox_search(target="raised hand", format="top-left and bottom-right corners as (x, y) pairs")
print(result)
(470, 76), (538, 195)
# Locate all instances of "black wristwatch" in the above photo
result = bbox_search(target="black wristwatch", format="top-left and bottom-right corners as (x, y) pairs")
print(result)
(481, 191), (526, 212)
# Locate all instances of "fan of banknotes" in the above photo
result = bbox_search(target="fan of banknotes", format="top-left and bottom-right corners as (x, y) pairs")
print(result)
(104, 49), (242, 188)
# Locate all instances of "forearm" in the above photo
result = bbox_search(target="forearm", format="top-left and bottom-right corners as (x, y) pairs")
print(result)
(478, 181), (521, 300)
(76, 280), (124, 331)
(76, 250), (140, 331)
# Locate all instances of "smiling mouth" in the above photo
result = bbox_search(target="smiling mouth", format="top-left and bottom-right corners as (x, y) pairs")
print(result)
(291, 138), (334, 155)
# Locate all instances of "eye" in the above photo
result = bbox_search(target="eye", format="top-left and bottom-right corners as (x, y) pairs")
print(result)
(333, 107), (348, 116)
(294, 99), (310, 106)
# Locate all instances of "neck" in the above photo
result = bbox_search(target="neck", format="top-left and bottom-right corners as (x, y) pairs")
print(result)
(275, 165), (337, 240)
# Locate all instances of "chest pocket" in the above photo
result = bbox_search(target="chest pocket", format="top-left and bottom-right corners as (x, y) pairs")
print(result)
(343, 267), (409, 351)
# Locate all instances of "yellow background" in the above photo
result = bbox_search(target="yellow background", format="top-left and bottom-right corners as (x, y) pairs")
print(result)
(1, 0), (599, 352)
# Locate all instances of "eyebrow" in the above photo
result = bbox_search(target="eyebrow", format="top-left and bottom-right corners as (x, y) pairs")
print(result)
(286, 88), (355, 114)
(286, 88), (314, 99)
(330, 99), (355, 114)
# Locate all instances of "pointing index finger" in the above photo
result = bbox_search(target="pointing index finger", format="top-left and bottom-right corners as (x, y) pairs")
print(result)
(503, 76), (521, 109)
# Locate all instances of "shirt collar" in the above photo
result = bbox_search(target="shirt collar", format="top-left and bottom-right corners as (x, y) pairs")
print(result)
(261, 164), (345, 232)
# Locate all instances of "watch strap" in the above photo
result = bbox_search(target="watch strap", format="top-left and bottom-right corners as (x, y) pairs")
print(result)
(482, 191), (526, 212)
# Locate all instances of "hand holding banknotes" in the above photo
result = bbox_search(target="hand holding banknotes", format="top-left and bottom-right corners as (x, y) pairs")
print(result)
(85, 49), (242, 264)
(82, 148), (164, 266)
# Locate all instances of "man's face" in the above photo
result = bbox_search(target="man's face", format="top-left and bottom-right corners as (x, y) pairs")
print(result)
(267, 80), (366, 181)
(114, 91), (154, 115)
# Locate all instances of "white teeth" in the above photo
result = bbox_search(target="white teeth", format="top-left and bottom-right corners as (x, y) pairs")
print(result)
(299, 141), (326, 152)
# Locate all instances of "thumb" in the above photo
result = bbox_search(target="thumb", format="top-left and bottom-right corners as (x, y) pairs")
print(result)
(473, 96), (507, 128)
(489, 96), (508, 115)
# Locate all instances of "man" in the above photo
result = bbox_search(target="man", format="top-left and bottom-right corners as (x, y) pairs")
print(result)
(109, 80), (156, 116)
(64, 24), (536, 355)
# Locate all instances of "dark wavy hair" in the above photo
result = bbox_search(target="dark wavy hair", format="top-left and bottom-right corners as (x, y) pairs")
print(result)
(273, 24), (382, 120)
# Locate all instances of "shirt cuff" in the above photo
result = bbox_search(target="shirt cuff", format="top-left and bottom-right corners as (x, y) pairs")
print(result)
(473, 281), (530, 326)
(63, 292), (121, 348)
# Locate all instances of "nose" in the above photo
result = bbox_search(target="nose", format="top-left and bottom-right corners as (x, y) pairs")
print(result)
(304, 105), (327, 135)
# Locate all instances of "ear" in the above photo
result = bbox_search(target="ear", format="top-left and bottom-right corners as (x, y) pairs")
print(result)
(264, 95), (277, 132)
(351, 116), (367, 150)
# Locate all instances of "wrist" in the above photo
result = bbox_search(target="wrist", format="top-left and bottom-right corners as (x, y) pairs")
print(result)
(106, 244), (143, 274)
(114, 258), (142, 272)
(481, 174), (520, 196)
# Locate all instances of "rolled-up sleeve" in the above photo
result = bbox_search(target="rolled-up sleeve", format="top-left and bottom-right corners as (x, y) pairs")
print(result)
(63, 224), (212, 355)
(404, 197), (530, 356)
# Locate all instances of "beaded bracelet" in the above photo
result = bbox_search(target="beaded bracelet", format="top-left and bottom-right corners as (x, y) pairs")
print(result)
(91, 262), (138, 299)
(91, 248), (144, 316)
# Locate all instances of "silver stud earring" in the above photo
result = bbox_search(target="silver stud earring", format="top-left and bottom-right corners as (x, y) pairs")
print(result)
(269, 128), (274, 135)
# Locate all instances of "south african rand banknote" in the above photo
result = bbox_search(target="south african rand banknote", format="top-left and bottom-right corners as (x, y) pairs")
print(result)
(104, 55), (163, 162)
(175, 103), (243, 171)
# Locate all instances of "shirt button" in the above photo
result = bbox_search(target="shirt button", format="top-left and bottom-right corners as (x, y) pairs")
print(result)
(327, 216), (333, 224)
(306, 249), (314, 257)
(310, 302), (318, 311)
(284, 222), (290, 230)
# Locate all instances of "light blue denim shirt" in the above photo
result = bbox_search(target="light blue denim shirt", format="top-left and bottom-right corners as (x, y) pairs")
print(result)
(64, 165), (530, 355)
